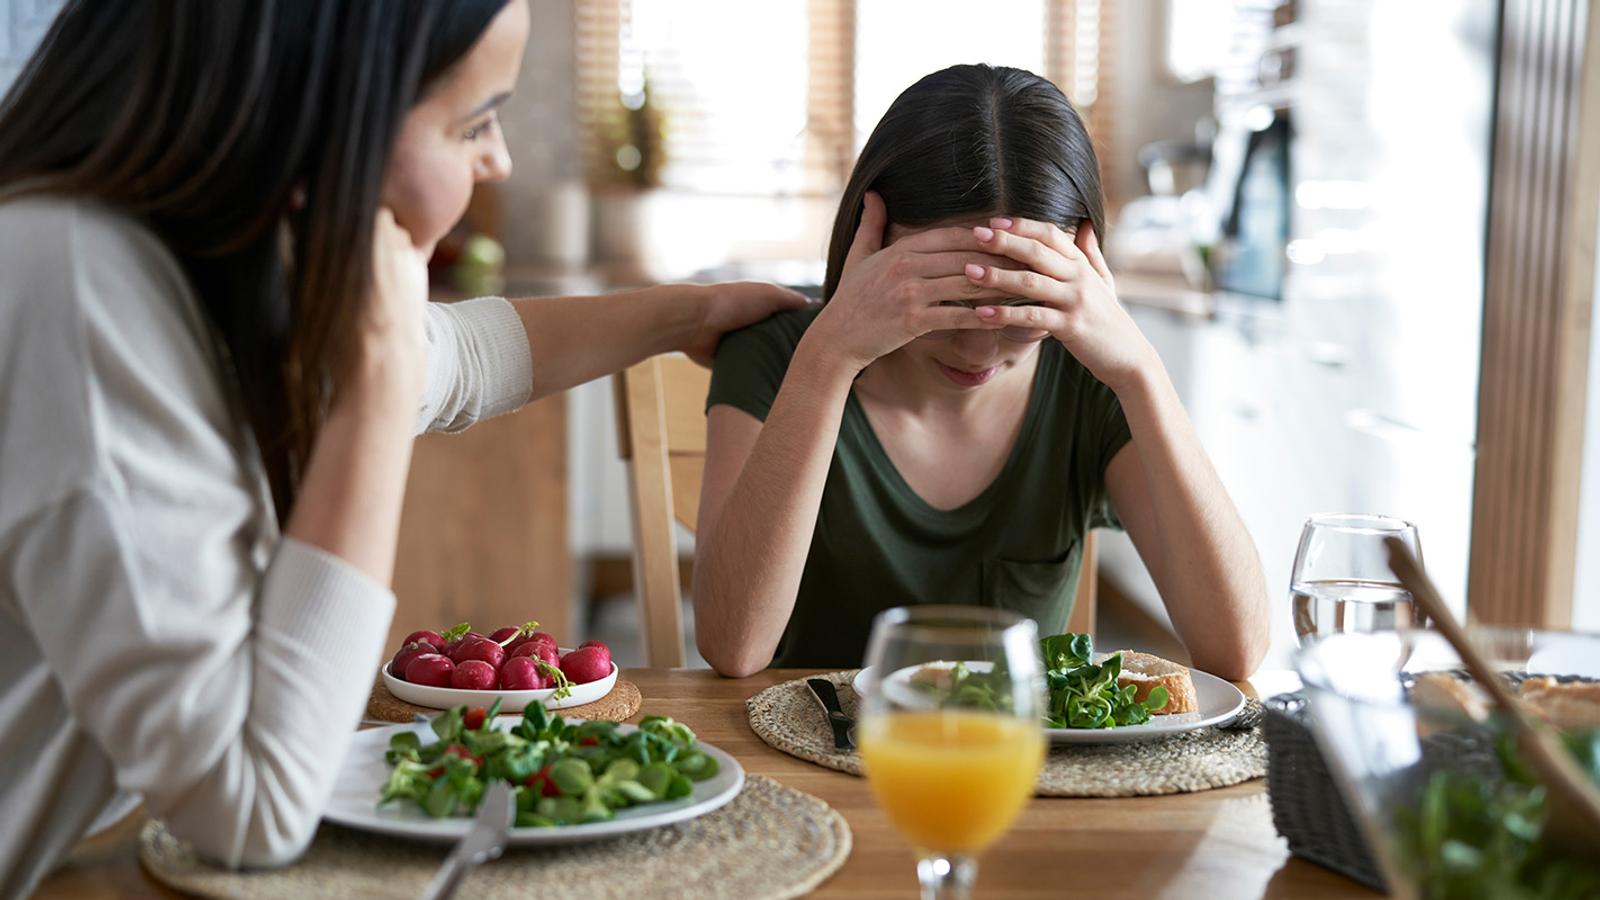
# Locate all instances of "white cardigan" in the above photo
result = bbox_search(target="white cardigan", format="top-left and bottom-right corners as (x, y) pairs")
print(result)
(0, 196), (535, 897)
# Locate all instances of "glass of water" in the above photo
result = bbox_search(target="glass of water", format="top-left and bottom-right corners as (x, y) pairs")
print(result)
(1290, 514), (1422, 646)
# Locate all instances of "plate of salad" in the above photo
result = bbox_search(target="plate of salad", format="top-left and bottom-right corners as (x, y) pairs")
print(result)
(854, 633), (1247, 744)
(324, 700), (744, 844)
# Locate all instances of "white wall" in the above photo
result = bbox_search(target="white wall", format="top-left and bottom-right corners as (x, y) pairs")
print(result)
(1571, 243), (1600, 632)
(1108, 0), (1216, 206)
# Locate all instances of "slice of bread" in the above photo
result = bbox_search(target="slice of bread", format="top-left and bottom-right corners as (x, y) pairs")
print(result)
(1412, 673), (1492, 724)
(1113, 650), (1198, 715)
(1519, 676), (1600, 731)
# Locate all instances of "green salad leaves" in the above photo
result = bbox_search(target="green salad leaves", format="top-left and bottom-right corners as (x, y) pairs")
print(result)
(378, 699), (718, 827)
(1396, 727), (1600, 899)
(1038, 633), (1169, 729)
(911, 633), (1169, 730)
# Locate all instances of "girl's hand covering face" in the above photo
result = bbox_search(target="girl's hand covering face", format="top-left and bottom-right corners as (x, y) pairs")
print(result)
(964, 217), (1159, 393)
(812, 191), (1016, 373)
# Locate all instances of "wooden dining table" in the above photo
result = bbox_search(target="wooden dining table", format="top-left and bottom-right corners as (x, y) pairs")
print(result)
(37, 668), (1379, 899)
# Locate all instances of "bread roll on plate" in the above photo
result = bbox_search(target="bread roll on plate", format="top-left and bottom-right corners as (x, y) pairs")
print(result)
(1113, 650), (1198, 715)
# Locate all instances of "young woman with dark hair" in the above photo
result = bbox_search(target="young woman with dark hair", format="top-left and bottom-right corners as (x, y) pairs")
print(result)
(0, 2), (801, 891)
(694, 64), (1268, 679)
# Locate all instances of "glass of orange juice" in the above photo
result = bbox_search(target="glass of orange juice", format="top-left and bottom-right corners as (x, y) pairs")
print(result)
(857, 606), (1045, 899)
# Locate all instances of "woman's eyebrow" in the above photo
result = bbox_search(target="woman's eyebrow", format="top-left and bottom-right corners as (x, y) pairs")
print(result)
(458, 91), (511, 123)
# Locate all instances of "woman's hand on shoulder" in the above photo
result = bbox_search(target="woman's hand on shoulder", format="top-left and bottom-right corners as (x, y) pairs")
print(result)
(807, 192), (1013, 374)
(963, 218), (1161, 394)
(682, 281), (812, 367)
(341, 206), (431, 415)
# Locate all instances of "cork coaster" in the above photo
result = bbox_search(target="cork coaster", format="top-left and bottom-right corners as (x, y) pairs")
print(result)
(366, 676), (643, 724)
(139, 775), (849, 900)
(748, 670), (1267, 797)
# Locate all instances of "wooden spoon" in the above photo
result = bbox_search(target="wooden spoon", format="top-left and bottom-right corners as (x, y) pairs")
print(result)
(1385, 536), (1600, 854)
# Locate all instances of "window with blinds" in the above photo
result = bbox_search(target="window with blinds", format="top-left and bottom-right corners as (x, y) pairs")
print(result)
(574, 0), (1113, 197)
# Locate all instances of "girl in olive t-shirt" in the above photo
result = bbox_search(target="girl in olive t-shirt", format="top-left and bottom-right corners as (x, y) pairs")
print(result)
(695, 64), (1270, 679)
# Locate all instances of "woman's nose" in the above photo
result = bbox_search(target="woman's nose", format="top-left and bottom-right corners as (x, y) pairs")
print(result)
(476, 136), (513, 184)
(950, 329), (1002, 361)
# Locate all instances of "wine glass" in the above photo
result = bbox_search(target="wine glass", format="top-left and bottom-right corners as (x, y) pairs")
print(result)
(1290, 513), (1423, 646)
(856, 606), (1045, 899)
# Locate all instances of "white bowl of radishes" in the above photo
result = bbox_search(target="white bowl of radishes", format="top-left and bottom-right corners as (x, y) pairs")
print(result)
(381, 623), (617, 712)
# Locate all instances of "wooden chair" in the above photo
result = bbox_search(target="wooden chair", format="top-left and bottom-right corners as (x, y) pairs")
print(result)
(614, 355), (709, 667)
(1069, 533), (1097, 636)
(614, 354), (1099, 666)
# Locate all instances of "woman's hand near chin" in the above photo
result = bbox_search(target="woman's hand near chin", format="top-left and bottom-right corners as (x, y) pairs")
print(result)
(287, 206), (430, 586)
(341, 206), (431, 413)
(961, 217), (1162, 395)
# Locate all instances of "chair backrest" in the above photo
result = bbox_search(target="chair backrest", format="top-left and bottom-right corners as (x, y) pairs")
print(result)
(614, 353), (1099, 665)
(1069, 532), (1097, 636)
(613, 355), (709, 667)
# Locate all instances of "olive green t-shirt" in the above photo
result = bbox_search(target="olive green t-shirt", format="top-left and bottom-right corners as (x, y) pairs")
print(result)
(706, 307), (1133, 669)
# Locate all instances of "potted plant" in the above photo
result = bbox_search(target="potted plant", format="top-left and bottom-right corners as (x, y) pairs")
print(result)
(590, 77), (666, 274)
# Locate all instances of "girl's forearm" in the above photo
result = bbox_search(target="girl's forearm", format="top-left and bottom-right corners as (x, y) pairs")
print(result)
(693, 338), (855, 676)
(1116, 367), (1270, 678)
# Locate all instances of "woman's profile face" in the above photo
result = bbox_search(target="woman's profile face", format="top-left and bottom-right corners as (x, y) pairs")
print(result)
(382, 0), (530, 253)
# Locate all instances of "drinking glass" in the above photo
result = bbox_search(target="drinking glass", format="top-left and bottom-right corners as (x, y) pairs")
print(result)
(1290, 513), (1423, 646)
(857, 606), (1045, 899)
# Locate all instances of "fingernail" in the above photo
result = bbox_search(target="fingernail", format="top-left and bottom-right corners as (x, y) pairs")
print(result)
(965, 263), (987, 280)
(991, 217), (1013, 229)
(976, 306), (998, 318)
(973, 226), (995, 242)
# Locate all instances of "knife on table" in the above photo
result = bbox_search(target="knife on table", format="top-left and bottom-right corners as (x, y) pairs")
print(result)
(420, 780), (514, 900)
(806, 678), (856, 752)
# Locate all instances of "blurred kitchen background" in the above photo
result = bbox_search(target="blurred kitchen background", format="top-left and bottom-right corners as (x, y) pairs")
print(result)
(6, 0), (1597, 671)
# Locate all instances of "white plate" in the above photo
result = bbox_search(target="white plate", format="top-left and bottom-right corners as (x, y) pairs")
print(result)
(382, 650), (618, 712)
(853, 659), (1248, 745)
(325, 717), (745, 845)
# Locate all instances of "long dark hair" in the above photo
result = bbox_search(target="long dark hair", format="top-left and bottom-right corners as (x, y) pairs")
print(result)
(823, 64), (1105, 300)
(0, 0), (510, 515)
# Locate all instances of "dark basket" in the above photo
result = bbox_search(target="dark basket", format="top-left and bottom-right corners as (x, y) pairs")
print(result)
(1263, 692), (1388, 892)
(1264, 671), (1596, 893)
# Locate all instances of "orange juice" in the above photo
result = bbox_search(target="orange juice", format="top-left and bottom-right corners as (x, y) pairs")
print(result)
(858, 710), (1044, 853)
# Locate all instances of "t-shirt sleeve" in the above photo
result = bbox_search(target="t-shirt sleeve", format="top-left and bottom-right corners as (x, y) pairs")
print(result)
(1081, 374), (1134, 531)
(703, 315), (800, 422)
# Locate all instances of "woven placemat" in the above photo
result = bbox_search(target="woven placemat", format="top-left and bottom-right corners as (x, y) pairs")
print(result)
(366, 676), (643, 724)
(748, 670), (1266, 797)
(138, 774), (850, 900)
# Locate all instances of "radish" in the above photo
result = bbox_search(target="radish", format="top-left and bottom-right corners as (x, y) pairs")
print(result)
(404, 653), (454, 688)
(577, 640), (612, 667)
(451, 659), (497, 691)
(524, 632), (558, 654)
(445, 631), (487, 661)
(390, 641), (437, 680)
(401, 629), (443, 649)
(487, 626), (521, 645)
(456, 637), (505, 670)
(560, 646), (612, 685)
(510, 640), (559, 668)
(499, 656), (548, 691)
